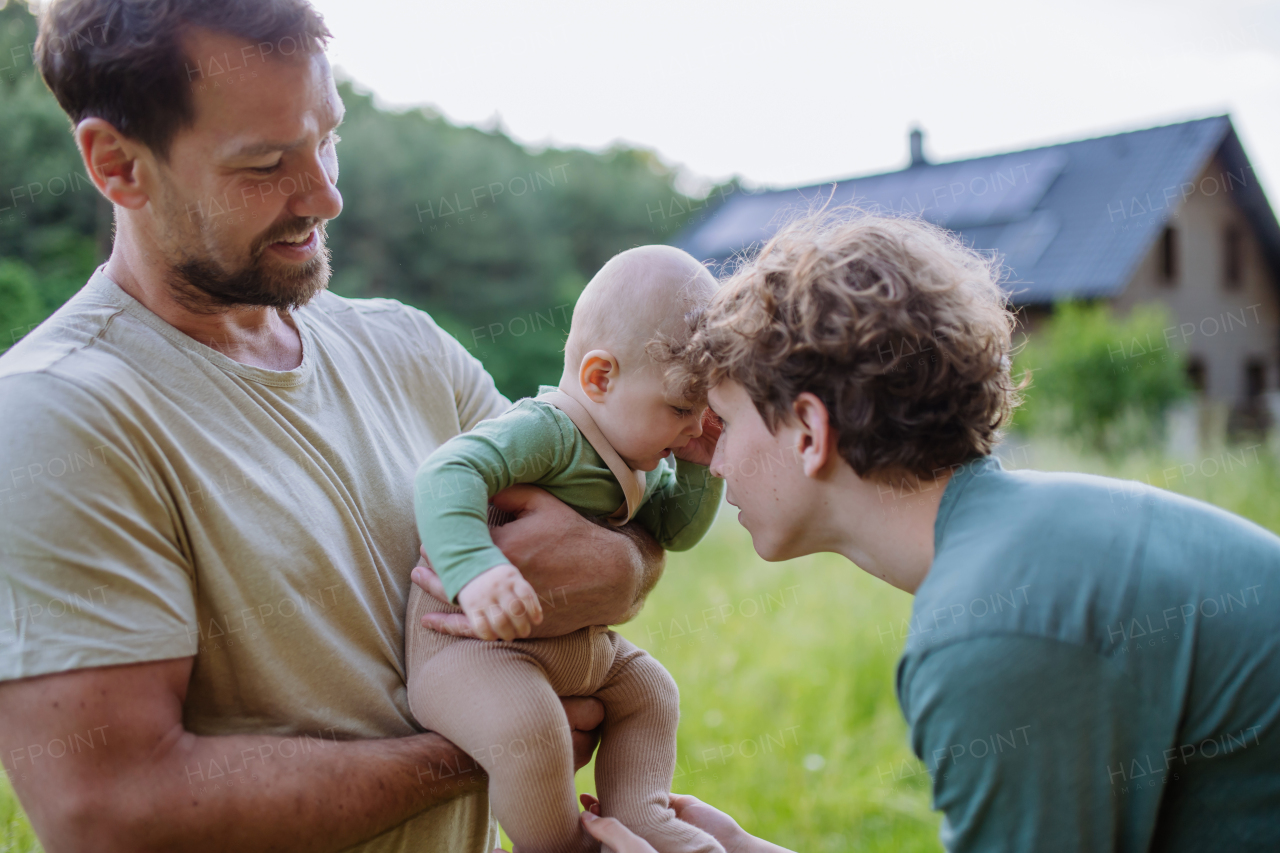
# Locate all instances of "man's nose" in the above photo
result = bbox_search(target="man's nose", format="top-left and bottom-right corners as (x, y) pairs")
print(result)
(287, 167), (343, 222)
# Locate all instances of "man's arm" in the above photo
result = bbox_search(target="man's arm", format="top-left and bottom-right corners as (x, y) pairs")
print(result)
(0, 656), (604, 853)
(414, 485), (666, 638)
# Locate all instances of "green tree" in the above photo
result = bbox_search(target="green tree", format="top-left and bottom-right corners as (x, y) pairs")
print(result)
(1014, 301), (1190, 454)
(0, 0), (109, 348)
(323, 82), (714, 397)
(0, 0), (724, 398)
(0, 258), (41, 349)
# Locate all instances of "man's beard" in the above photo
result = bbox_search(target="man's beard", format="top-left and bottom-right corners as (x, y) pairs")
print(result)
(169, 217), (333, 314)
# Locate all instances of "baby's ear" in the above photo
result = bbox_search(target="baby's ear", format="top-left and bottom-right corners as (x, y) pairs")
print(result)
(579, 349), (619, 402)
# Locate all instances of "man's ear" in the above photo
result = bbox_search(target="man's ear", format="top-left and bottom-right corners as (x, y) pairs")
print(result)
(579, 350), (619, 403)
(792, 392), (836, 478)
(74, 117), (151, 210)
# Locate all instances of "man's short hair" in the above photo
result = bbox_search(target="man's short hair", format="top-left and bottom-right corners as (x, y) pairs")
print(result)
(36, 0), (332, 159)
(670, 209), (1021, 482)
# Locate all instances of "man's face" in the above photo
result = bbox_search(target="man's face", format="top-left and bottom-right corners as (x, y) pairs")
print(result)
(148, 28), (345, 312)
(707, 381), (813, 562)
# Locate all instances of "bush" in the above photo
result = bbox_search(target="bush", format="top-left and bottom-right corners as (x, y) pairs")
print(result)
(1014, 301), (1190, 454)
(0, 259), (43, 352)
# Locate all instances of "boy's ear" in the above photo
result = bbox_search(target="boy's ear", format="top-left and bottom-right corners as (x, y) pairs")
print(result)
(792, 392), (836, 478)
(579, 350), (619, 403)
(75, 117), (151, 210)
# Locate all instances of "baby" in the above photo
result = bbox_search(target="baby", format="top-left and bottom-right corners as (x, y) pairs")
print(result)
(406, 245), (725, 853)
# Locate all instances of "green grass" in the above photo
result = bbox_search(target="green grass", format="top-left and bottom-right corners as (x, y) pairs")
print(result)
(1002, 435), (1280, 533)
(599, 516), (938, 852)
(6, 439), (1279, 852)
(0, 774), (41, 853)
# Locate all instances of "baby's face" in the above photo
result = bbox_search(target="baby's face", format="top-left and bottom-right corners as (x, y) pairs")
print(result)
(594, 369), (706, 471)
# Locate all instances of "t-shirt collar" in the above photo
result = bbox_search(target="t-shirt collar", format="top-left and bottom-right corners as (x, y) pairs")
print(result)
(87, 265), (316, 388)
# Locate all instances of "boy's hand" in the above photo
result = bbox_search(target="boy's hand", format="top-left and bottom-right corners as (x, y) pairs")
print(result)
(456, 563), (544, 641)
(674, 408), (722, 467)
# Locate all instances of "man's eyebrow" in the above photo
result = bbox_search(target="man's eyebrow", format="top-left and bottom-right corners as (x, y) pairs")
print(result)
(229, 112), (345, 159)
(231, 138), (304, 158)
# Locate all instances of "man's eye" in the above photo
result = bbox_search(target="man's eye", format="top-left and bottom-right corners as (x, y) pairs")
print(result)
(249, 163), (281, 175)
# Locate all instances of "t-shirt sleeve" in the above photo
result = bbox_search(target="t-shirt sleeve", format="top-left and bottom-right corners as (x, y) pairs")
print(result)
(414, 403), (568, 602)
(0, 374), (197, 681)
(411, 305), (509, 432)
(633, 458), (724, 551)
(897, 635), (1150, 853)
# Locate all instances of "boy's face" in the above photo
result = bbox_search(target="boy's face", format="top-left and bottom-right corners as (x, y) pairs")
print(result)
(596, 368), (706, 472)
(707, 381), (813, 562)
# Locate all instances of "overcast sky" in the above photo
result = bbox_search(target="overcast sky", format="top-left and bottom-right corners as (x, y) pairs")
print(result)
(309, 0), (1280, 198)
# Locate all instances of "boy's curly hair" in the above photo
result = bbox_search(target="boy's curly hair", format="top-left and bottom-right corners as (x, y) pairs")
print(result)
(665, 208), (1022, 482)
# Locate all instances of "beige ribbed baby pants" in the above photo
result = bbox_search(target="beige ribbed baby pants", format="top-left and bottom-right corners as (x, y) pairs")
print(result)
(405, 581), (722, 853)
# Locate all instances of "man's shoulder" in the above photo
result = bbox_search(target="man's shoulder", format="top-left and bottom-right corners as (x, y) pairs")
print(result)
(0, 278), (149, 419)
(911, 461), (1156, 655)
(0, 274), (120, 374)
(914, 457), (1280, 660)
(301, 291), (458, 355)
(938, 457), (1279, 590)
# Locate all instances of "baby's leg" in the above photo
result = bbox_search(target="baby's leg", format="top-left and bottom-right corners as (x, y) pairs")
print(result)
(593, 638), (724, 853)
(407, 637), (596, 853)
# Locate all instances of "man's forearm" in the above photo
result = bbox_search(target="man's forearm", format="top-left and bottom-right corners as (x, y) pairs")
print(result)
(51, 729), (484, 853)
(436, 486), (667, 638)
(534, 519), (665, 634)
(611, 520), (667, 623)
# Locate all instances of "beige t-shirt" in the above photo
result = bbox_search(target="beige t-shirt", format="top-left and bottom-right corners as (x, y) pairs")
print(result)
(0, 268), (508, 852)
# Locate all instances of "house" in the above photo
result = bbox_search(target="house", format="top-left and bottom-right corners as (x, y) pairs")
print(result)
(676, 116), (1280, 432)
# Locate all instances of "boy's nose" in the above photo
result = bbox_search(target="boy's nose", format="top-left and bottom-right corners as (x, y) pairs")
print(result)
(708, 442), (725, 479)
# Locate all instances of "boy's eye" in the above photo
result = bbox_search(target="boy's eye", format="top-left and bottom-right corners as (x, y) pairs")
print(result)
(671, 406), (692, 418)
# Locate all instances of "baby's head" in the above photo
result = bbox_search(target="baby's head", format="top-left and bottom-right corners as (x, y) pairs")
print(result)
(561, 245), (718, 471)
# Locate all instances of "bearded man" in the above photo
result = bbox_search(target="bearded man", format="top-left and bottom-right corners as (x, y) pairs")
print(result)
(0, 2), (665, 850)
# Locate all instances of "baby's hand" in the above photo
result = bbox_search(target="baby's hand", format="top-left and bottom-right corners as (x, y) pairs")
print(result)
(456, 563), (544, 641)
(674, 408), (722, 467)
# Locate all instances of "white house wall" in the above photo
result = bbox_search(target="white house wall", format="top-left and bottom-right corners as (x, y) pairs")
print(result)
(1111, 154), (1280, 404)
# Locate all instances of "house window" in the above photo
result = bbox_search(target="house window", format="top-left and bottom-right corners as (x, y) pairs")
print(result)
(1244, 358), (1265, 399)
(1186, 356), (1206, 393)
(1224, 226), (1243, 290)
(1159, 226), (1177, 285)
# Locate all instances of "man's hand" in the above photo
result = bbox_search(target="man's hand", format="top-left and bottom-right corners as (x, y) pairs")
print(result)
(576, 793), (792, 853)
(456, 564), (543, 641)
(674, 408), (722, 467)
(414, 484), (665, 638)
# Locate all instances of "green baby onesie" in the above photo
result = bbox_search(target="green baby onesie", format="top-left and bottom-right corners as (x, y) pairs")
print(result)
(415, 386), (724, 603)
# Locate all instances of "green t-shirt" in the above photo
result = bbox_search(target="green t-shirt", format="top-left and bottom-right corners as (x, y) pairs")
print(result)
(897, 455), (1280, 852)
(415, 386), (724, 602)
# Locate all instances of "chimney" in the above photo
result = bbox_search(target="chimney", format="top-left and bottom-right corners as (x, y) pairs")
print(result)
(909, 126), (927, 168)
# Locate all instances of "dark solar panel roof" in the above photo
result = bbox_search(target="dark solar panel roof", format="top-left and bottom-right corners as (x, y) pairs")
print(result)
(676, 116), (1280, 304)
